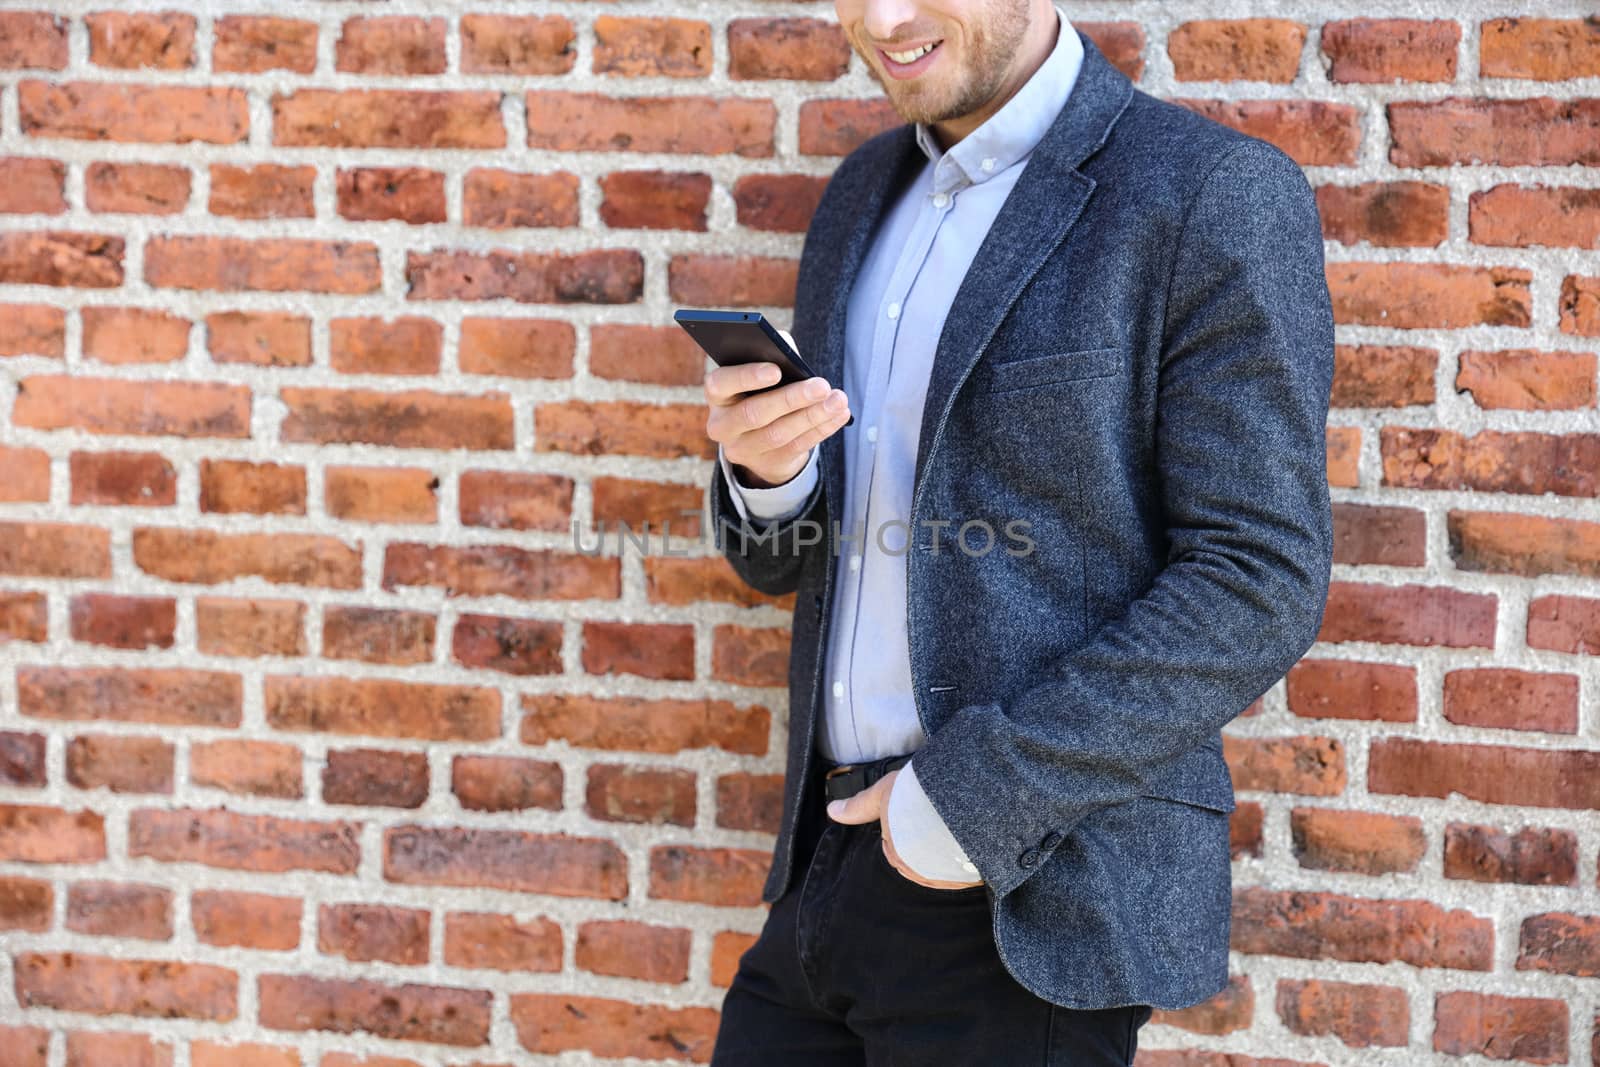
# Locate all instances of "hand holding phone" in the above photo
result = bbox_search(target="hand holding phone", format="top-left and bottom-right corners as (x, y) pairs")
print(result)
(683, 308), (852, 489)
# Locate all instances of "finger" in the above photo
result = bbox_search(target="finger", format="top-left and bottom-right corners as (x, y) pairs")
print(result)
(826, 791), (877, 824)
(741, 389), (848, 458)
(706, 361), (782, 406)
(709, 374), (831, 445)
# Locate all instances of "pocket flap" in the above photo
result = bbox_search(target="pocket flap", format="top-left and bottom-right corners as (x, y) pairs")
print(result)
(1138, 746), (1236, 813)
(980, 346), (1121, 393)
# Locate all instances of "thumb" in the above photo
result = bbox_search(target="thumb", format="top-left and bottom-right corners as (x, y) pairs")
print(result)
(826, 788), (879, 824)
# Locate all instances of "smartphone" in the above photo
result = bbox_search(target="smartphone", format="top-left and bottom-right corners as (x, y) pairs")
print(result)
(674, 308), (852, 426)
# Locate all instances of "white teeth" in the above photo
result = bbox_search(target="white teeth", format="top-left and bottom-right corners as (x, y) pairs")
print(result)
(886, 42), (937, 63)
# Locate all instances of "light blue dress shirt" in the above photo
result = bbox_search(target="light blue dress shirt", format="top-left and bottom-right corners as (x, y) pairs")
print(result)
(716, 5), (1084, 882)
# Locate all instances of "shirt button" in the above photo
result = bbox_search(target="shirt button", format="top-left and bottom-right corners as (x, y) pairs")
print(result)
(866, 425), (877, 442)
(849, 553), (861, 572)
(1018, 848), (1040, 868)
(981, 157), (996, 172)
(832, 681), (844, 700)
(932, 192), (949, 208)
(886, 301), (900, 320)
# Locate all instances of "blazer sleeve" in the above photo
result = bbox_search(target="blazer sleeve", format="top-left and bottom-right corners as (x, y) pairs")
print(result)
(709, 439), (828, 598)
(906, 139), (1336, 899)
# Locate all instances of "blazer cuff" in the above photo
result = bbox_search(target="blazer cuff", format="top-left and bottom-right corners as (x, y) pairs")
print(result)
(717, 442), (820, 523)
(886, 759), (980, 882)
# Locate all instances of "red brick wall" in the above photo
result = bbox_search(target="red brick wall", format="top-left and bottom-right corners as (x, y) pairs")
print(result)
(0, 7), (1596, 1065)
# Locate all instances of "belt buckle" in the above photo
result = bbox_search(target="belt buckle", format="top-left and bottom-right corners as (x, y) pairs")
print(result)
(824, 763), (856, 780)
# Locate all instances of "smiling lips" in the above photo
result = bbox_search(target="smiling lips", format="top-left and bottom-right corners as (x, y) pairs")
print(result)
(877, 39), (944, 78)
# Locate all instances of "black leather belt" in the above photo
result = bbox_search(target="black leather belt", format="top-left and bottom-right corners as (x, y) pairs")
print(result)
(822, 753), (913, 802)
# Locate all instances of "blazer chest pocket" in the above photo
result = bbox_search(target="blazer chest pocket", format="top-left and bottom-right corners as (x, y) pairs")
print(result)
(979, 346), (1121, 394)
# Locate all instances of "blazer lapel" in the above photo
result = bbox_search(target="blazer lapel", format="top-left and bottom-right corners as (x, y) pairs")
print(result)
(801, 28), (1136, 516)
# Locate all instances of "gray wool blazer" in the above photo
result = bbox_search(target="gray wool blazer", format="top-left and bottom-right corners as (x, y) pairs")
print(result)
(708, 27), (1334, 1011)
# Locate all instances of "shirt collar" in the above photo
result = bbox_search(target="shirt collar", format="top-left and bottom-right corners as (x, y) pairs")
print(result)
(913, 3), (1084, 194)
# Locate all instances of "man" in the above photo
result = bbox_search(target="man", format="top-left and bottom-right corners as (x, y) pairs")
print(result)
(701, 0), (1334, 1060)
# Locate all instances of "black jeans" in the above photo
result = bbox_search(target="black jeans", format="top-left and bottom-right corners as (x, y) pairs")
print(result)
(711, 761), (1152, 1065)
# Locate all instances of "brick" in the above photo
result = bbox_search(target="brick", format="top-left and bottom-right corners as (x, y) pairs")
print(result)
(798, 97), (901, 156)
(0, 448), (49, 503)
(1230, 802), (1264, 859)
(1472, 183), (1600, 248)
(198, 459), (305, 517)
(462, 169), (578, 229)
(521, 693), (770, 756)
(527, 92), (776, 156)
(146, 235), (381, 294)
(190, 1040), (300, 1067)
(1289, 807), (1424, 874)
(70, 451), (178, 507)
(1326, 425), (1359, 487)
(1390, 98), (1600, 167)
(535, 400), (712, 459)
(459, 319), (575, 383)
(322, 606), (435, 666)
(733, 173), (829, 233)
(1231, 887), (1493, 969)
(68, 593), (176, 650)
(583, 621), (695, 681)
(0, 231), (124, 287)
(0, 731), (48, 787)
(1560, 274), (1600, 336)
(712, 624), (792, 689)
(1382, 428), (1593, 499)
(195, 598), (307, 658)
(87, 12), (196, 70)
(336, 16), (446, 75)
(274, 89), (504, 148)
(82, 306), (191, 365)
(335, 166), (447, 224)
(576, 919), (691, 983)
(1168, 19), (1306, 82)
(451, 754), (563, 812)
(728, 17), (851, 81)
(593, 16), (712, 77)
(85, 161), (190, 214)
(1328, 262), (1532, 328)
(1434, 990), (1567, 1064)
(0, 1024), (48, 1066)
(451, 614), (564, 677)
(1450, 511), (1600, 581)
(385, 825), (628, 900)
(1277, 979), (1408, 1048)
(1317, 581), (1496, 648)
(213, 16), (317, 73)
(134, 528), (361, 588)
(1170, 98), (1361, 165)
(0, 876), (52, 931)
(319, 902), (429, 965)
(17, 375), (248, 437)
(599, 170), (712, 231)
(1517, 912), (1600, 977)
(383, 542), (619, 600)
(322, 747), (429, 808)
(585, 763), (696, 826)
(461, 14), (575, 75)
(1321, 18), (1459, 82)
(645, 557), (796, 609)
(1149, 975), (1254, 1035)
(1527, 594), (1600, 654)
(329, 316), (442, 377)
(0, 156), (65, 213)
(1223, 735), (1346, 795)
(715, 772), (783, 833)
(13, 951), (236, 1019)
(130, 808), (359, 874)
(189, 739), (302, 799)
(325, 465), (441, 524)
(266, 675), (497, 741)
(21, 81), (247, 144)
(408, 247), (642, 304)
(1287, 660), (1418, 723)
(1332, 503), (1426, 567)
(0, 521), (110, 578)
(509, 993), (719, 1062)
(205, 310), (311, 367)
(208, 163), (314, 219)
(19, 666), (239, 727)
(282, 386), (514, 450)
(65, 734), (175, 794)
(0, 303), (64, 356)
(1331, 343), (1437, 406)
(1444, 823), (1578, 887)
(669, 253), (798, 307)
(1480, 17), (1600, 80)
(0, 12), (67, 69)
(1442, 668), (1579, 733)
(649, 844), (769, 907)
(1369, 737), (1600, 810)
(1456, 348), (1597, 410)
(0, 804), (106, 863)
(444, 912), (562, 972)
(66, 881), (172, 940)
(190, 890), (301, 950)
(66, 1031), (173, 1067)
(711, 930), (758, 987)
(257, 974), (489, 1046)
(459, 470), (572, 532)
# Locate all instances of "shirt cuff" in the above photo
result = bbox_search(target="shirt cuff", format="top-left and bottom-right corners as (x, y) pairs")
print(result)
(718, 442), (820, 523)
(886, 758), (980, 882)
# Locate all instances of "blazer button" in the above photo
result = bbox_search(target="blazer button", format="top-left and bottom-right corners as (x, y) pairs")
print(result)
(1041, 831), (1063, 850)
(1018, 848), (1041, 868)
